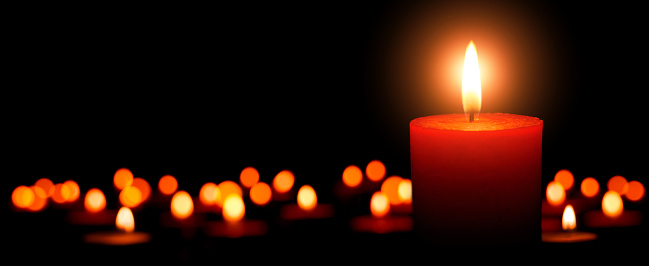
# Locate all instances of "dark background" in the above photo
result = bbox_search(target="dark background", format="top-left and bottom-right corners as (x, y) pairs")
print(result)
(4, 0), (646, 216)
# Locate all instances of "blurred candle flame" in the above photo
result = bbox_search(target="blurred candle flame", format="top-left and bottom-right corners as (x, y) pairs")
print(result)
(462, 41), (481, 120)
(602, 191), (623, 218)
(297, 185), (317, 211)
(223, 194), (245, 222)
(170, 190), (194, 220)
(546, 181), (566, 206)
(562, 205), (576, 231)
(370, 191), (390, 218)
(85, 188), (107, 213)
(116, 207), (135, 233)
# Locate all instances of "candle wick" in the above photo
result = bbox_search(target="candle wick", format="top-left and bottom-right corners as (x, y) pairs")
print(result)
(469, 112), (474, 122)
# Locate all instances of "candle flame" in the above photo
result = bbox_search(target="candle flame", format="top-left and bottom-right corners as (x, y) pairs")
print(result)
(297, 185), (318, 211)
(170, 190), (194, 220)
(462, 41), (481, 121)
(116, 207), (135, 233)
(85, 188), (107, 213)
(223, 194), (245, 222)
(546, 181), (566, 206)
(602, 191), (623, 218)
(562, 205), (576, 231)
(370, 191), (390, 218)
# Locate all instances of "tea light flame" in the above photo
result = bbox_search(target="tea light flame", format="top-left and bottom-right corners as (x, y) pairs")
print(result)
(85, 188), (107, 213)
(462, 41), (481, 121)
(562, 205), (576, 231)
(602, 191), (623, 218)
(297, 185), (317, 211)
(223, 194), (245, 222)
(116, 207), (135, 233)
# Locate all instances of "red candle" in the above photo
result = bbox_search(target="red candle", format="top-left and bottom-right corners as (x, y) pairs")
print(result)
(410, 41), (543, 246)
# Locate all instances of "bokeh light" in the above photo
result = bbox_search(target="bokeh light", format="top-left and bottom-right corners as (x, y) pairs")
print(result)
(34, 178), (54, 198)
(223, 194), (245, 222)
(119, 186), (143, 208)
(381, 176), (404, 205)
(602, 191), (623, 218)
(26, 186), (47, 212)
(85, 188), (106, 213)
(240, 166), (260, 188)
(218, 181), (243, 200)
(366, 160), (386, 182)
(116, 207), (135, 233)
(51, 183), (70, 204)
(273, 170), (295, 193)
(554, 169), (574, 190)
(625, 181), (645, 202)
(63, 180), (80, 203)
(250, 182), (272, 206)
(546, 181), (565, 206)
(199, 182), (221, 206)
(114, 168), (134, 190)
(607, 175), (628, 195)
(170, 190), (194, 220)
(398, 179), (412, 204)
(12, 185), (35, 209)
(158, 175), (178, 196)
(580, 177), (599, 198)
(342, 165), (363, 188)
(297, 185), (317, 211)
(132, 178), (151, 202)
(370, 191), (390, 218)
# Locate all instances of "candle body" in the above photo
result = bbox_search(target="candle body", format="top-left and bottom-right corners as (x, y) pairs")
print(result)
(410, 113), (542, 246)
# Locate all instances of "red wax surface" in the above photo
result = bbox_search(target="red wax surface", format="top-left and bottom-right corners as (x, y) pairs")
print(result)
(67, 210), (117, 225)
(349, 215), (413, 234)
(84, 231), (151, 245)
(204, 220), (268, 238)
(280, 204), (335, 220)
(583, 210), (643, 228)
(410, 113), (543, 245)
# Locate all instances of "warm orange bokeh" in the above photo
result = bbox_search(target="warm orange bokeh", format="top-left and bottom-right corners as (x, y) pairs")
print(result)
(158, 175), (178, 196)
(62, 180), (80, 203)
(218, 180), (243, 200)
(370, 191), (390, 218)
(366, 160), (386, 182)
(240, 166), (260, 188)
(223, 194), (245, 222)
(12, 185), (35, 209)
(26, 186), (47, 212)
(34, 178), (55, 198)
(114, 168), (134, 190)
(131, 178), (151, 202)
(297, 185), (318, 211)
(51, 183), (70, 204)
(199, 182), (221, 206)
(342, 165), (363, 188)
(580, 177), (600, 198)
(562, 204), (576, 231)
(602, 191), (623, 218)
(607, 175), (628, 195)
(119, 186), (143, 208)
(273, 170), (295, 193)
(625, 181), (645, 202)
(398, 179), (413, 204)
(554, 169), (574, 190)
(250, 182), (272, 206)
(381, 176), (404, 205)
(171, 190), (194, 220)
(85, 188), (106, 213)
(116, 207), (135, 233)
(546, 181), (565, 206)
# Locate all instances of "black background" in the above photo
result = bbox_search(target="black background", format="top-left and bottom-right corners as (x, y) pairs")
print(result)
(4, 0), (648, 257)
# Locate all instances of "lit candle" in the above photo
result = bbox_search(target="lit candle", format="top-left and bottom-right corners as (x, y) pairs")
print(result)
(542, 205), (597, 243)
(67, 188), (116, 225)
(280, 185), (334, 220)
(160, 190), (206, 229)
(410, 41), (542, 245)
(204, 194), (267, 238)
(84, 207), (151, 245)
(583, 190), (642, 228)
(349, 191), (413, 234)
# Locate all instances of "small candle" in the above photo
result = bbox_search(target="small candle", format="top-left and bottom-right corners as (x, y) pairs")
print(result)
(204, 194), (267, 238)
(84, 207), (151, 245)
(542, 205), (597, 243)
(280, 185), (334, 220)
(67, 188), (116, 225)
(350, 191), (413, 234)
(583, 191), (642, 228)
(160, 190), (206, 228)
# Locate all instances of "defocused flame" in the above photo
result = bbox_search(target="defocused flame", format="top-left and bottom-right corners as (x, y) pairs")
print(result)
(397, 179), (412, 204)
(250, 182), (272, 206)
(273, 170), (295, 193)
(114, 168), (134, 190)
(158, 175), (178, 196)
(626, 180), (645, 202)
(116, 207), (135, 233)
(12, 185), (35, 209)
(240, 166), (260, 188)
(119, 186), (143, 208)
(342, 165), (363, 188)
(562, 205), (576, 231)
(63, 180), (80, 203)
(218, 181), (242, 205)
(34, 178), (54, 198)
(297, 185), (317, 211)
(462, 41), (481, 120)
(546, 181), (566, 206)
(366, 160), (386, 182)
(554, 169), (574, 190)
(607, 175), (628, 195)
(602, 191), (623, 218)
(85, 188), (106, 213)
(580, 177), (600, 198)
(132, 178), (151, 202)
(199, 182), (221, 206)
(370, 191), (390, 218)
(26, 186), (48, 212)
(381, 176), (404, 205)
(51, 183), (70, 204)
(223, 194), (245, 222)
(170, 190), (194, 220)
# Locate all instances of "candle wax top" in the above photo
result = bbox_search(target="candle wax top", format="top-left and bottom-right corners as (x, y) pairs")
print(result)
(410, 113), (542, 131)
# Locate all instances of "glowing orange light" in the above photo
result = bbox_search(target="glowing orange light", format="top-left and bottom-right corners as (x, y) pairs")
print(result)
(114, 168), (134, 190)
(158, 175), (178, 196)
(12, 185), (35, 209)
(26, 186), (48, 212)
(602, 191), (623, 218)
(562, 205), (576, 231)
(218, 180), (243, 201)
(34, 178), (55, 198)
(381, 176), (404, 205)
(85, 188), (106, 213)
(554, 169), (574, 190)
(273, 170), (295, 193)
(342, 165), (363, 188)
(607, 176), (628, 195)
(370, 191), (390, 218)
(398, 179), (412, 204)
(250, 182), (272, 206)
(199, 182), (221, 206)
(462, 40), (481, 120)
(546, 181), (566, 206)
(119, 186), (143, 208)
(366, 160), (386, 182)
(62, 180), (80, 203)
(223, 194), (245, 222)
(297, 185), (318, 211)
(580, 177), (600, 198)
(51, 183), (70, 204)
(170, 190), (194, 220)
(240, 166), (260, 188)
(116, 207), (135, 233)
(625, 181), (645, 202)
(132, 178), (151, 202)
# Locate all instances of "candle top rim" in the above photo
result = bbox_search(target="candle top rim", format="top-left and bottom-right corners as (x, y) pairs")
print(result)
(410, 113), (542, 131)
